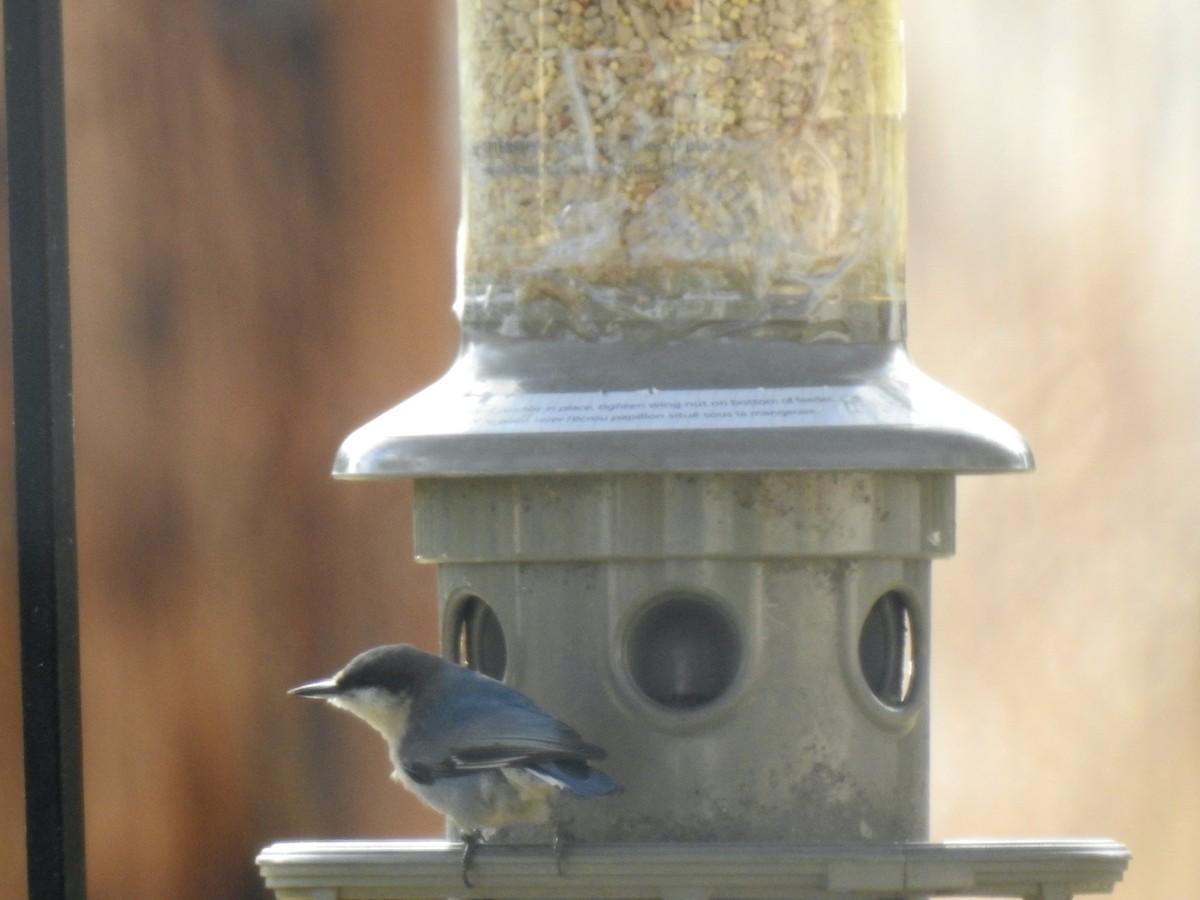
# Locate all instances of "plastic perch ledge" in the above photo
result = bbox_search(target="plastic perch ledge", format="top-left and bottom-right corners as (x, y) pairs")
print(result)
(257, 838), (1129, 899)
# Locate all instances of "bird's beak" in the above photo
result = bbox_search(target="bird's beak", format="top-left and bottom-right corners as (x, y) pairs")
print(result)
(289, 677), (340, 698)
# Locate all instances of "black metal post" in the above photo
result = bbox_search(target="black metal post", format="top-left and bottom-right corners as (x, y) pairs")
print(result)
(4, 0), (87, 897)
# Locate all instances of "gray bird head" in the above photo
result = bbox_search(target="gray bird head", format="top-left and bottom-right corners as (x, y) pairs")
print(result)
(290, 644), (443, 744)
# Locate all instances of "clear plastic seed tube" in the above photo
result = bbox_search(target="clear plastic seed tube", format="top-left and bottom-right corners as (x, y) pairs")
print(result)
(457, 0), (905, 342)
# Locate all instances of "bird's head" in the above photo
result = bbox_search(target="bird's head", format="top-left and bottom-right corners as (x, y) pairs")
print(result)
(291, 644), (443, 742)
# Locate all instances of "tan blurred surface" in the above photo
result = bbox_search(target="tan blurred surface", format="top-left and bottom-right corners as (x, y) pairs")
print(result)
(905, 4), (1200, 897)
(0, 1), (1196, 898)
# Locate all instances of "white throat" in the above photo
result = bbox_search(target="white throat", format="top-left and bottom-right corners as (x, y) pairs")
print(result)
(327, 687), (412, 750)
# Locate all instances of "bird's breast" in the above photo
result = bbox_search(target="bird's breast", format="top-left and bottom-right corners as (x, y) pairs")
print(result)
(403, 767), (557, 832)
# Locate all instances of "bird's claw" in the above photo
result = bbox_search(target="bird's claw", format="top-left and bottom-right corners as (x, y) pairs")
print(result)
(552, 824), (574, 877)
(461, 832), (481, 888)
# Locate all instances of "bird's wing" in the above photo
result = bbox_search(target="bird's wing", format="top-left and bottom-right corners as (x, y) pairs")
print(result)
(400, 667), (603, 780)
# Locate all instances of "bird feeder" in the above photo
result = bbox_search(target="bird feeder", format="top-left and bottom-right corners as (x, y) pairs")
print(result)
(259, 0), (1130, 896)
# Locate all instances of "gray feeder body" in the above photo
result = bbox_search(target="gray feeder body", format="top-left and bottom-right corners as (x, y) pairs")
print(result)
(417, 470), (943, 844)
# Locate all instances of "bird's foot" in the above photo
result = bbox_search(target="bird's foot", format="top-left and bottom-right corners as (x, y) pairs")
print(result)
(461, 831), (482, 888)
(552, 824), (575, 877)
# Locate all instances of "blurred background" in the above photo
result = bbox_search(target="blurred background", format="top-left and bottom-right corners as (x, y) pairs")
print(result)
(0, 0), (1195, 897)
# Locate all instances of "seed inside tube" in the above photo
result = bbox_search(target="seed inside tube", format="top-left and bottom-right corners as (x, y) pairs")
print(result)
(459, 0), (905, 342)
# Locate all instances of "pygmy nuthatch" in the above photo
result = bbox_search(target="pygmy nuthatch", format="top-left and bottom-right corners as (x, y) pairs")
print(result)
(291, 644), (620, 883)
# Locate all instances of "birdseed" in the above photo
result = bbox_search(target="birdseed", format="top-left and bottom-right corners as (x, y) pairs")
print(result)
(457, 0), (904, 341)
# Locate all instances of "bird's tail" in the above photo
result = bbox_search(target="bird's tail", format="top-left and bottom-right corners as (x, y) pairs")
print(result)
(528, 760), (622, 797)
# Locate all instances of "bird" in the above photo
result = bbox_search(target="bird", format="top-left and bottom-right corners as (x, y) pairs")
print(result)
(291, 643), (620, 885)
